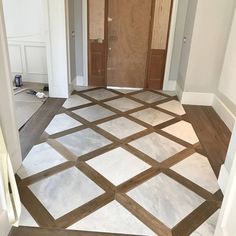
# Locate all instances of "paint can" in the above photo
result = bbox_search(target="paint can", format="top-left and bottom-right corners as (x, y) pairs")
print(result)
(14, 75), (23, 87)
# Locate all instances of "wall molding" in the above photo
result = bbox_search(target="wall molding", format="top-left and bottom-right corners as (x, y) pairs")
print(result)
(213, 96), (235, 132)
(218, 164), (230, 195)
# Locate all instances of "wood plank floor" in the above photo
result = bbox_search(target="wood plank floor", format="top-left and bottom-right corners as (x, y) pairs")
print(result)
(184, 105), (231, 177)
(19, 98), (66, 160)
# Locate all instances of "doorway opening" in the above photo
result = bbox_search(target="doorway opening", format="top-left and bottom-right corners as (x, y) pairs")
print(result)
(87, 0), (173, 90)
(2, 0), (49, 130)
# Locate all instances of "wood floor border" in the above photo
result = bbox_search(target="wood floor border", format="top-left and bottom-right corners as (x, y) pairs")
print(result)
(116, 193), (172, 236)
(163, 169), (218, 201)
(55, 193), (114, 228)
(172, 201), (220, 236)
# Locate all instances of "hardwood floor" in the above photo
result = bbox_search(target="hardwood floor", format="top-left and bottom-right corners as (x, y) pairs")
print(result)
(9, 227), (133, 236)
(184, 105), (231, 177)
(19, 98), (66, 160)
(14, 89), (231, 236)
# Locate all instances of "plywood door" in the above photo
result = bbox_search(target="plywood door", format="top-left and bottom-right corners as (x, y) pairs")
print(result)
(147, 0), (173, 90)
(107, 0), (152, 88)
(88, 0), (107, 86)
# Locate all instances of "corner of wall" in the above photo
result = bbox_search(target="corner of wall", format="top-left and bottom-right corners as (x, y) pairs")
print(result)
(218, 164), (230, 195)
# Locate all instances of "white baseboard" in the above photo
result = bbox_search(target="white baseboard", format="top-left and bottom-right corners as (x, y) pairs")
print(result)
(218, 164), (230, 195)
(213, 96), (235, 131)
(180, 91), (214, 106)
(107, 86), (143, 91)
(163, 80), (177, 91)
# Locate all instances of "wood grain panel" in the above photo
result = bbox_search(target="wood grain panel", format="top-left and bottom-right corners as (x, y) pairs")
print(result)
(147, 49), (166, 89)
(89, 41), (106, 86)
(89, 0), (105, 40)
(107, 0), (152, 88)
(152, 0), (172, 49)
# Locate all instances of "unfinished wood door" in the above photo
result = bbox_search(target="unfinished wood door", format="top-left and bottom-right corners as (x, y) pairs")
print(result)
(147, 0), (173, 89)
(88, 0), (107, 86)
(107, 0), (152, 88)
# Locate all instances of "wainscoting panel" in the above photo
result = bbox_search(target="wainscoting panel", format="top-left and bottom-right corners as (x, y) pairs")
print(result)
(8, 41), (48, 83)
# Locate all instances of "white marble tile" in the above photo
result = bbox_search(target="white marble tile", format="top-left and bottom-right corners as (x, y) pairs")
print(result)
(191, 210), (220, 236)
(19, 204), (38, 227)
(17, 143), (67, 179)
(157, 100), (186, 115)
(45, 113), (82, 135)
(105, 97), (143, 112)
(131, 108), (174, 126)
(128, 173), (204, 228)
(29, 167), (105, 219)
(68, 200), (156, 236)
(63, 94), (91, 109)
(162, 121), (199, 144)
(87, 148), (150, 185)
(129, 133), (185, 162)
(132, 91), (166, 103)
(83, 89), (118, 101)
(57, 128), (112, 157)
(73, 105), (115, 122)
(158, 90), (176, 97)
(113, 88), (140, 94)
(171, 153), (219, 193)
(98, 117), (146, 139)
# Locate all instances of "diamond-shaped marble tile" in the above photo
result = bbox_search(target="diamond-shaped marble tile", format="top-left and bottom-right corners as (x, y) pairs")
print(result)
(191, 210), (220, 236)
(45, 113), (82, 135)
(131, 108), (174, 126)
(162, 121), (199, 144)
(132, 91), (166, 103)
(68, 200), (156, 235)
(98, 117), (146, 139)
(29, 167), (105, 219)
(105, 97), (143, 112)
(129, 132), (185, 162)
(87, 148), (150, 185)
(171, 153), (219, 193)
(113, 88), (139, 94)
(73, 105), (115, 122)
(83, 89), (118, 101)
(17, 143), (67, 179)
(56, 128), (112, 157)
(63, 94), (91, 109)
(127, 173), (204, 228)
(19, 204), (38, 227)
(157, 100), (186, 115)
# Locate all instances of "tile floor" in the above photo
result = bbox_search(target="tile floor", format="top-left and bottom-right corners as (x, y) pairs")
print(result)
(16, 88), (221, 236)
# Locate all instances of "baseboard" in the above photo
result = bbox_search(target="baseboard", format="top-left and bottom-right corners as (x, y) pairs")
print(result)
(106, 86), (143, 91)
(218, 164), (230, 194)
(176, 83), (183, 101)
(212, 96), (235, 131)
(180, 91), (214, 106)
(163, 80), (177, 91)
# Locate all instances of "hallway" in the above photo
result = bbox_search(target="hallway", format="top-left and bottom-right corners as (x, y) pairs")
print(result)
(14, 88), (228, 236)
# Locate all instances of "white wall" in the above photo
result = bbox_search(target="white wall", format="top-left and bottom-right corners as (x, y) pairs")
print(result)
(67, 0), (76, 84)
(217, 7), (236, 115)
(177, 0), (235, 94)
(46, 0), (70, 98)
(168, 0), (188, 82)
(0, 0), (22, 173)
(2, 0), (48, 83)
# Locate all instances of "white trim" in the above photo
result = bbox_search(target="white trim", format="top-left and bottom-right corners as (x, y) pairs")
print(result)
(82, 0), (88, 86)
(163, 0), (179, 91)
(106, 86), (143, 91)
(218, 164), (230, 195)
(163, 80), (177, 91)
(212, 96), (235, 132)
(181, 92), (214, 106)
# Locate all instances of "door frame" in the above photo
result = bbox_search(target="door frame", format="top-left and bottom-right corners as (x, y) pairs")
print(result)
(86, 0), (178, 90)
